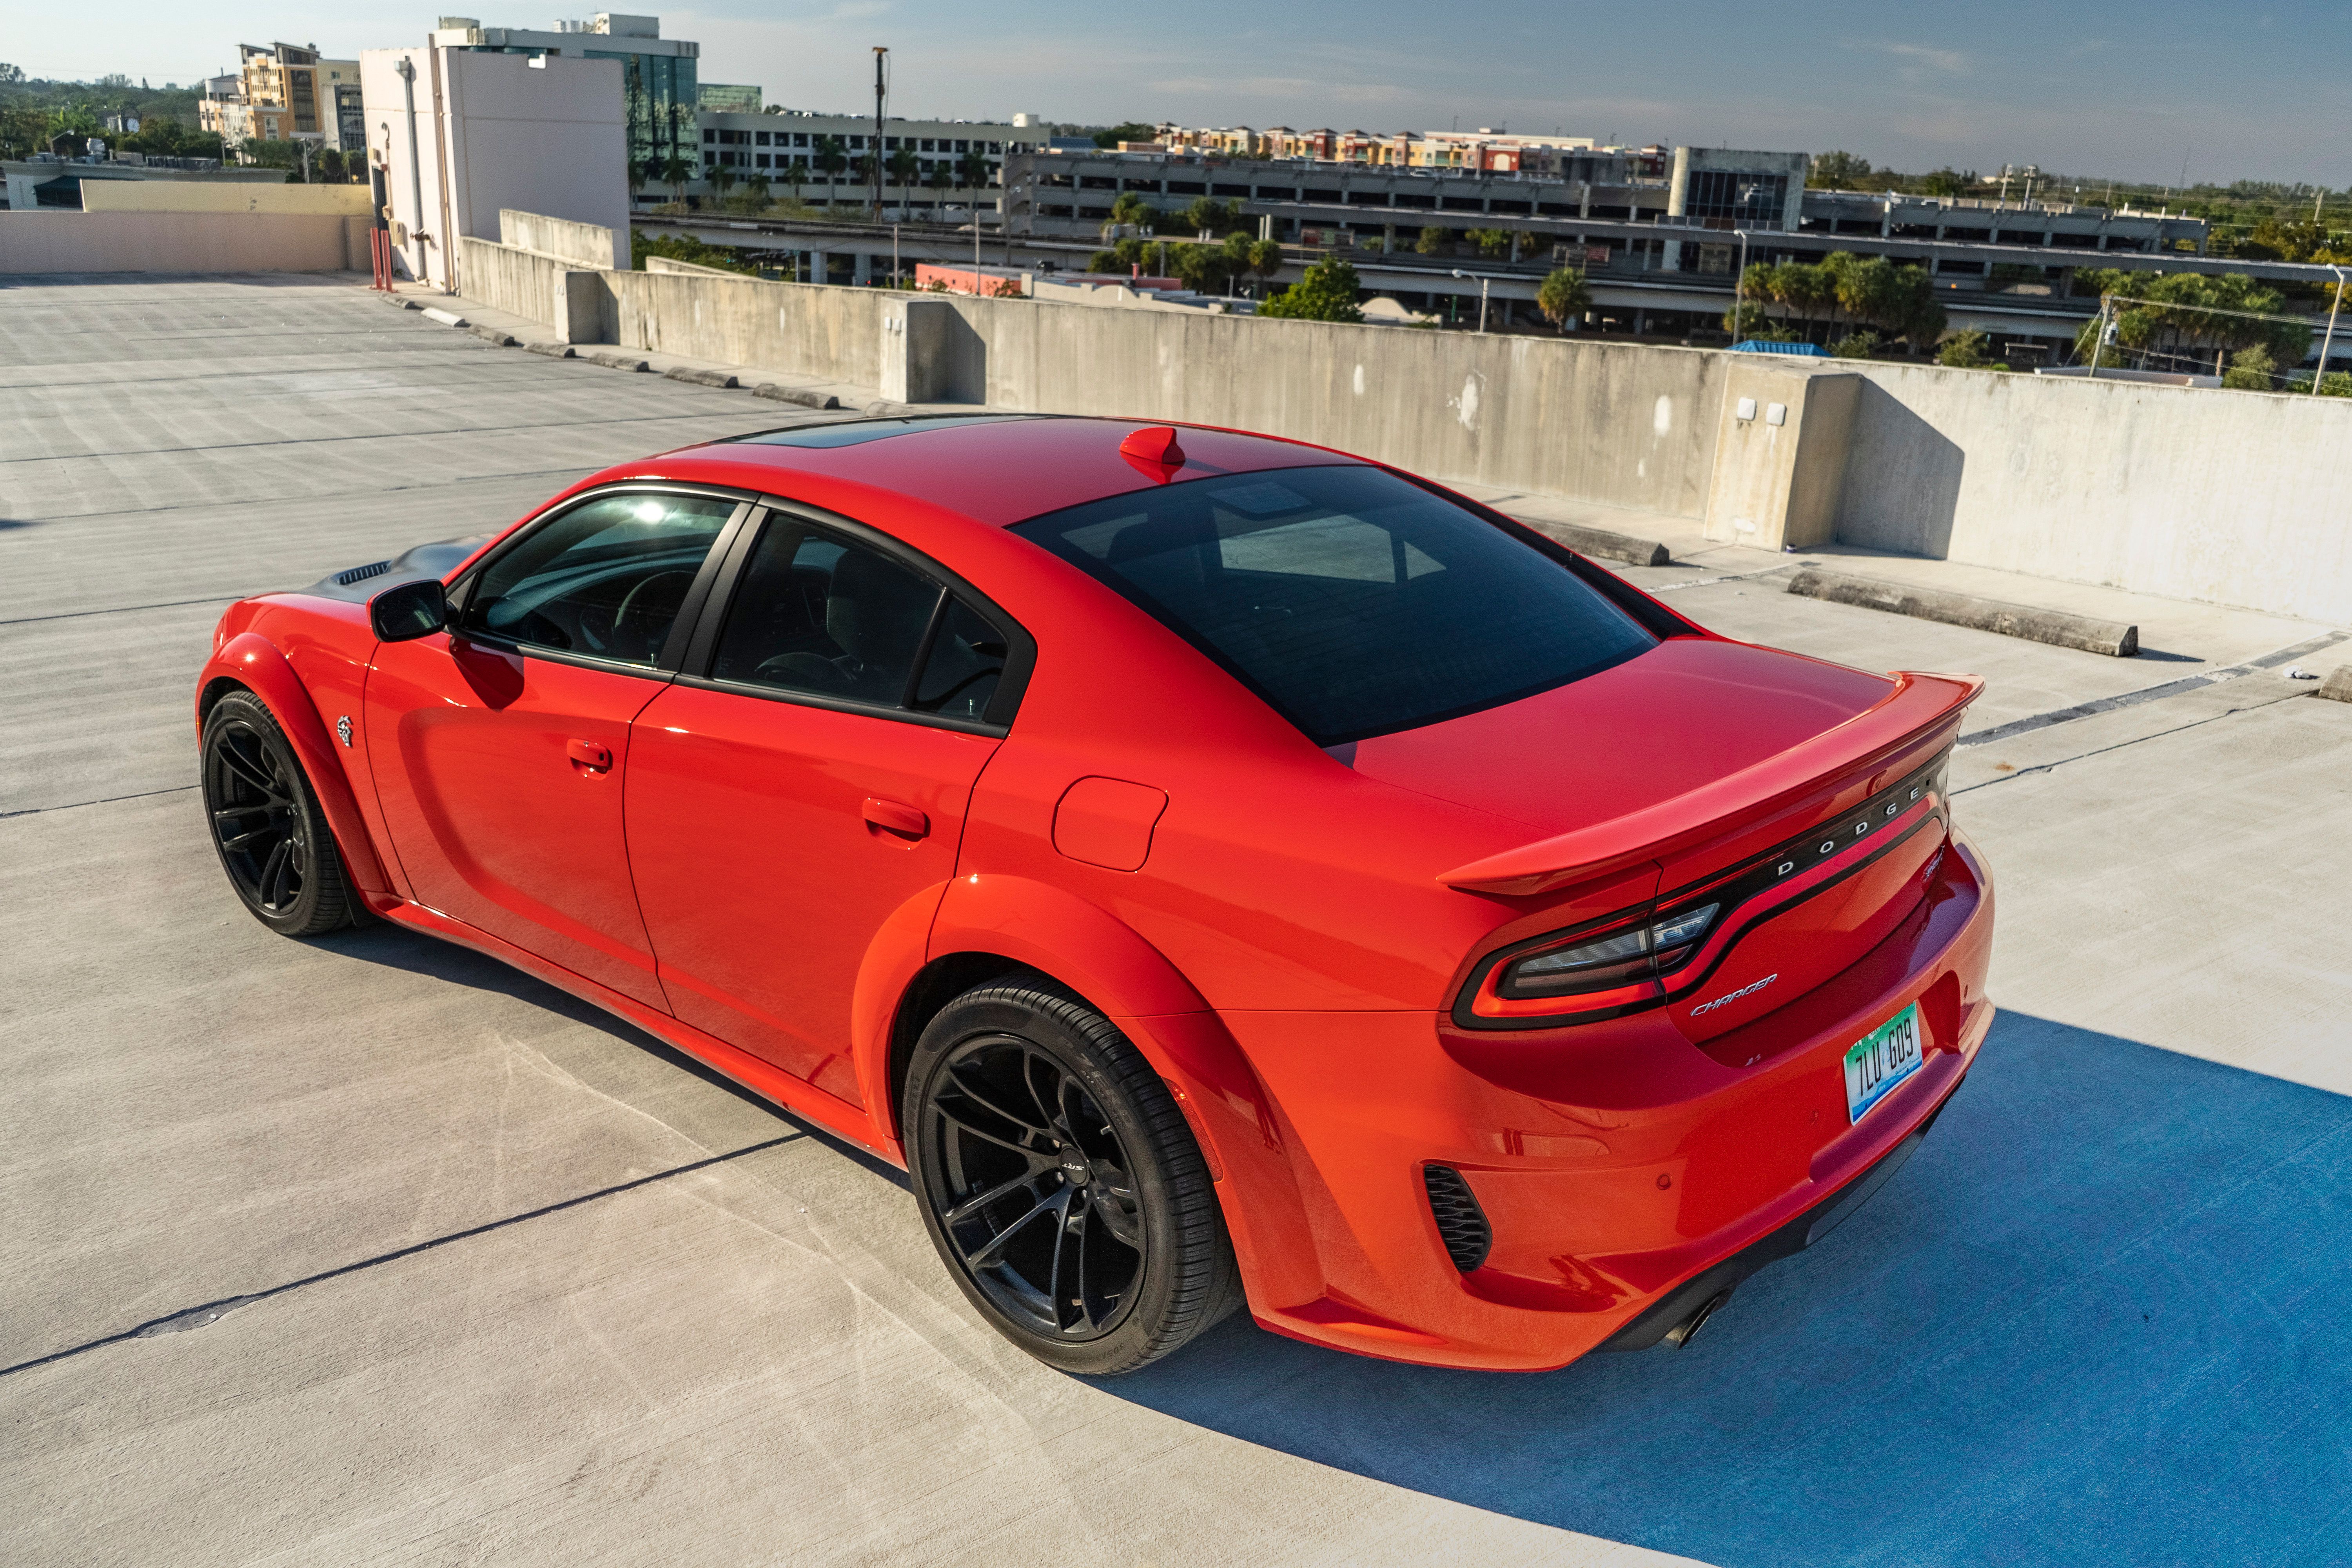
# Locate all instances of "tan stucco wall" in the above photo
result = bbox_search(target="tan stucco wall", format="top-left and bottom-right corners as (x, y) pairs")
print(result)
(0, 211), (358, 274)
(78, 180), (372, 216)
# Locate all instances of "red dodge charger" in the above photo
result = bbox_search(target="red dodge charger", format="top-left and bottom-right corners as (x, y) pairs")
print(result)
(195, 414), (1993, 1374)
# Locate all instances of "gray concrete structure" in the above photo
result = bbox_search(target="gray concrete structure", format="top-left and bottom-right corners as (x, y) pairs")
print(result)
(5, 275), (2350, 1566)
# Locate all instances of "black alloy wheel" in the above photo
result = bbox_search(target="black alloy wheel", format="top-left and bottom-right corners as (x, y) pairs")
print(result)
(200, 690), (361, 937)
(906, 980), (1241, 1375)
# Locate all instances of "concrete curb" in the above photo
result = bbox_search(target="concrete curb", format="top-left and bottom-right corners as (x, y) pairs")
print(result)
(1514, 516), (1672, 568)
(2317, 666), (2352, 703)
(524, 342), (576, 359)
(666, 366), (739, 389)
(1786, 567), (2140, 657)
(864, 399), (913, 417)
(582, 350), (651, 372)
(752, 383), (843, 410)
(468, 324), (518, 347)
(420, 307), (467, 328)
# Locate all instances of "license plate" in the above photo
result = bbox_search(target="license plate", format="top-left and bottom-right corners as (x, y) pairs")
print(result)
(1844, 1004), (1923, 1123)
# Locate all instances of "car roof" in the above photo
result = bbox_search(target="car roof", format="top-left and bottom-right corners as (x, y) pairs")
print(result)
(640, 414), (1370, 530)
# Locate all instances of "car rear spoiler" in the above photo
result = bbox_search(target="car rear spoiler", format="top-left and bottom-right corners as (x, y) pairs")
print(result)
(1437, 670), (1985, 897)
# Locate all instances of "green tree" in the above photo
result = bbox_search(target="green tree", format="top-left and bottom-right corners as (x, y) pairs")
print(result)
(926, 163), (951, 206)
(887, 145), (918, 201)
(1808, 150), (1876, 190)
(632, 230), (755, 274)
(782, 158), (805, 202)
(1112, 236), (1148, 269)
(708, 160), (736, 201)
(955, 147), (992, 206)
(1182, 194), (1236, 235)
(2072, 269), (2311, 368)
(1920, 167), (1968, 198)
(1091, 121), (1157, 149)
(1086, 249), (1121, 274)
(1467, 227), (1510, 258)
(1829, 329), (1882, 359)
(1536, 266), (1591, 332)
(2222, 345), (2278, 389)
(1106, 190), (1157, 236)
(1259, 256), (1363, 323)
(1937, 330), (2007, 370)
(1415, 225), (1444, 256)
(1248, 237), (1283, 285)
(660, 153), (692, 205)
(813, 136), (847, 207)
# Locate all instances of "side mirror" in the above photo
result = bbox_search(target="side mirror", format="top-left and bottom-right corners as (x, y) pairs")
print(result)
(370, 577), (448, 642)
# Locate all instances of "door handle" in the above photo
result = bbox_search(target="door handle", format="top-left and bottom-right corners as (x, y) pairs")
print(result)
(862, 796), (929, 841)
(566, 739), (613, 772)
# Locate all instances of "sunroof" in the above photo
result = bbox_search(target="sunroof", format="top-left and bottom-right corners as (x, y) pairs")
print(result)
(732, 414), (1036, 449)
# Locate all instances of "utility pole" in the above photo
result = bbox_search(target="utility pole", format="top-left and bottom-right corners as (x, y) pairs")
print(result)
(2087, 294), (2111, 379)
(871, 46), (886, 222)
(1731, 228), (1751, 341)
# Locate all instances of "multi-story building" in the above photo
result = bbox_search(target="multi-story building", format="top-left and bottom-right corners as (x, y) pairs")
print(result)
(691, 107), (1050, 214)
(208, 43), (362, 151)
(1155, 122), (1668, 179)
(429, 13), (700, 181)
(1002, 142), (2308, 362)
(697, 82), (762, 114)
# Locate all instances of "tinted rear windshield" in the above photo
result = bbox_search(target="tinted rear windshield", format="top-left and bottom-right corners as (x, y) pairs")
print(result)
(1011, 466), (1657, 744)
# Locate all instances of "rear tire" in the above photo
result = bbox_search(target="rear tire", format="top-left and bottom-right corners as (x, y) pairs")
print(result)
(200, 690), (363, 938)
(905, 979), (1242, 1376)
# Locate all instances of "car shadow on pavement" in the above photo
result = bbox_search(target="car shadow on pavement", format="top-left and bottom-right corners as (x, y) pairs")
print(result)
(322, 921), (911, 1187)
(1109, 1013), (2352, 1568)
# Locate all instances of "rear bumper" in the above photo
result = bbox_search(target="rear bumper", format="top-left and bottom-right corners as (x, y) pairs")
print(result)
(1208, 826), (1995, 1372)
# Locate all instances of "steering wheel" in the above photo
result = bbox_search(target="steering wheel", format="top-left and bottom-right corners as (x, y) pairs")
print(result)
(612, 571), (696, 660)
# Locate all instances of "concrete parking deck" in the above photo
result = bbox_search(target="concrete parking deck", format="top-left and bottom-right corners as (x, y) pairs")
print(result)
(5, 275), (2349, 1568)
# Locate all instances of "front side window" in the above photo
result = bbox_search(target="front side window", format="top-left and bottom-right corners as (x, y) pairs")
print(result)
(1012, 465), (1657, 745)
(463, 492), (735, 666)
(709, 517), (1013, 722)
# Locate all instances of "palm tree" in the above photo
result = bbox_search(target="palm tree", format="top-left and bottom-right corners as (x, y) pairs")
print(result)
(887, 147), (918, 215)
(708, 161), (736, 204)
(745, 171), (771, 212)
(782, 158), (806, 204)
(628, 158), (650, 207)
(1249, 237), (1283, 295)
(1536, 266), (1592, 334)
(659, 154), (691, 207)
(956, 148), (993, 215)
(925, 163), (951, 211)
(813, 137), (846, 209)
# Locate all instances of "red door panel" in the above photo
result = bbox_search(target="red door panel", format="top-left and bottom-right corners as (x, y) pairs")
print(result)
(625, 684), (998, 1104)
(364, 634), (672, 1007)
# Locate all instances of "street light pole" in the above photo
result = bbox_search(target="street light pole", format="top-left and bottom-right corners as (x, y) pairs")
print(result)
(2316, 264), (2345, 395)
(1732, 227), (1751, 341)
(870, 46), (886, 222)
(1450, 267), (1491, 332)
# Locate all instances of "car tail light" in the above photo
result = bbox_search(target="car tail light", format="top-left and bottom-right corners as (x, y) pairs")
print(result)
(1455, 748), (1954, 1031)
(1497, 903), (1720, 999)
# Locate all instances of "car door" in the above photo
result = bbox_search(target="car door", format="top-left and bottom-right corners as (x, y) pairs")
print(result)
(625, 503), (1026, 1107)
(364, 487), (748, 1007)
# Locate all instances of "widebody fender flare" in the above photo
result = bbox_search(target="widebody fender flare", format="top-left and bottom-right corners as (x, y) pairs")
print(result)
(910, 873), (1325, 1308)
(199, 632), (392, 897)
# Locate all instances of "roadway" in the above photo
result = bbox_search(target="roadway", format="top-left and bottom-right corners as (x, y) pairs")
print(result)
(4, 273), (2348, 1567)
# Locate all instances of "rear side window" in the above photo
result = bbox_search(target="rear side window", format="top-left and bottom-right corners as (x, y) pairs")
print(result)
(1011, 466), (1656, 744)
(708, 515), (1015, 725)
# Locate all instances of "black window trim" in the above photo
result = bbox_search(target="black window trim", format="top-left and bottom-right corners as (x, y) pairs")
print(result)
(442, 481), (759, 681)
(668, 492), (1037, 738)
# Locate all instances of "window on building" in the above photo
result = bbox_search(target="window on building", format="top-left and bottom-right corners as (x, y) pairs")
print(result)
(756, 153), (771, 169)
(704, 129), (715, 143)
(793, 132), (808, 147)
(756, 130), (770, 146)
(1684, 170), (1788, 230)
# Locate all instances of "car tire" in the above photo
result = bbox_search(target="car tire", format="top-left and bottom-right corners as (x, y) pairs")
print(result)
(200, 689), (363, 938)
(905, 978), (1243, 1376)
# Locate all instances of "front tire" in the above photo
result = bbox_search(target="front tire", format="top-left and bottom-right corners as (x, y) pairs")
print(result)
(905, 980), (1241, 1376)
(200, 689), (362, 937)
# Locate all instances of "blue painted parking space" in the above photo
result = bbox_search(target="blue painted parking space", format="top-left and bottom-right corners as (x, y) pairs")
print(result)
(1117, 1013), (2352, 1566)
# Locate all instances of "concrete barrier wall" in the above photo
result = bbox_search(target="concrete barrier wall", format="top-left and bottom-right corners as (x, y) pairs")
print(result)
(0, 210), (356, 274)
(962, 299), (1727, 516)
(458, 236), (579, 332)
(80, 181), (372, 216)
(603, 269), (888, 391)
(498, 209), (622, 271)
(1838, 365), (2352, 624)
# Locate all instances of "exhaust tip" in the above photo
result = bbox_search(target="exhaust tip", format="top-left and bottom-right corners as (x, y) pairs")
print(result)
(1662, 1289), (1732, 1348)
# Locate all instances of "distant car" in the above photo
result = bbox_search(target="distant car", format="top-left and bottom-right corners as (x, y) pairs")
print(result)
(195, 414), (1993, 1374)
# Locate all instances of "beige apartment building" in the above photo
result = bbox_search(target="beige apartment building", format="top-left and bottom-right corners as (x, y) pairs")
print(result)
(1154, 122), (1664, 178)
(199, 43), (361, 151)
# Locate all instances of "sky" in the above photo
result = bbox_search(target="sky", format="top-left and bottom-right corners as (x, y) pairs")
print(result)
(9, 0), (2349, 188)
